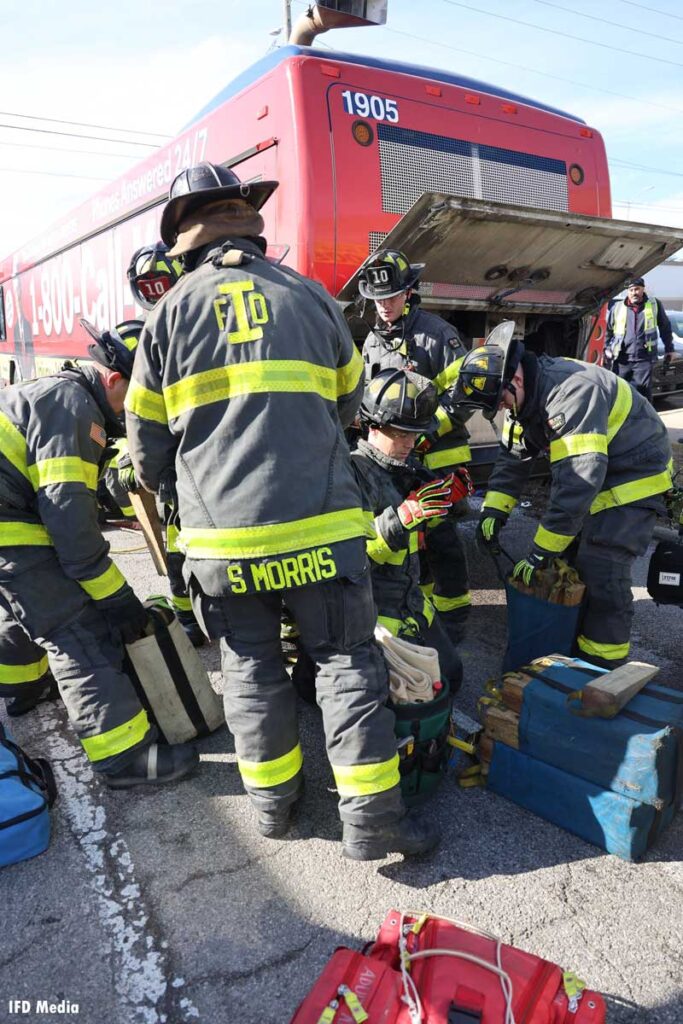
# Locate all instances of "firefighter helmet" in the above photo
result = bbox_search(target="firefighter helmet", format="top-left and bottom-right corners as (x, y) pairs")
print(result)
(80, 319), (144, 380)
(360, 368), (438, 433)
(358, 249), (425, 300)
(454, 321), (524, 421)
(127, 242), (183, 310)
(160, 162), (279, 246)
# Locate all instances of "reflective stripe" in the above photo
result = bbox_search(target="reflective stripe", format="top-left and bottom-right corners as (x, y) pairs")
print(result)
(332, 754), (400, 797)
(590, 468), (672, 515)
(432, 591), (471, 612)
(422, 594), (436, 624)
(377, 615), (405, 636)
(164, 360), (341, 420)
(534, 524), (575, 553)
(420, 582), (434, 598)
(362, 510), (377, 539)
(337, 346), (364, 397)
(178, 507), (366, 559)
(434, 405), (452, 438)
(606, 377), (633, 445)
(171, 594), (192, 612)
(0, 522), (52, 546)
(424, 444), (472, 469)
(549, 433), (607, 463)
(577, 635), (630, 661)
(125, 380), (168, 424)
(81, 708), (150, 762)
(613, 299), (657, 341)
(79, 563), (127, 600)
(0, 655), (49, 684)
(28, 456), (99, 491)
(238, 743), (303, 788)
(433, 356), (464, 393)
(482, 491), (518, 515)
(0, 411), (30, 480)
(119, 504), (136, 518)
(502, 419), (524, 446)
(367, 532), (407, 565)
(166, 523), (181, 552)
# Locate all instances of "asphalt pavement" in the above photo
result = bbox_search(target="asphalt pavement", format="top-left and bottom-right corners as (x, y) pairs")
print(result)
(2, 395), (682, 1024)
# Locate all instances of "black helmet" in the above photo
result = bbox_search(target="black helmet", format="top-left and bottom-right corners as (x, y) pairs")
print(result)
(358, 249), (425, 300)
(360, 368), (438, 433)
(454, 321), (524, 421)
(160, 162), (279, 246)
(80, 319), (143, 380)
(127, 242), (183, 310)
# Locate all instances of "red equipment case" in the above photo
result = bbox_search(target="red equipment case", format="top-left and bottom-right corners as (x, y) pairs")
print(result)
(290, 910), (606, 1024)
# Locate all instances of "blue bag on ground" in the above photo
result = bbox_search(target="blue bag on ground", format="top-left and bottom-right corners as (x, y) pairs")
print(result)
(0, 722), (57, 868)
(503, 582), (582, 673)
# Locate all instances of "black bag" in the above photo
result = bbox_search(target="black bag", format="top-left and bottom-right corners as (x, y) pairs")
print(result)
(647, 541), (683, 606)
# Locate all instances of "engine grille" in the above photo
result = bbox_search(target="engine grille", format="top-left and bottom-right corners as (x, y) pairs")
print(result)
(377, 124), (568, 216)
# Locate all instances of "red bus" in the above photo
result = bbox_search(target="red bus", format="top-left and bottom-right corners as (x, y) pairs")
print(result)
(2, 39), (681, 450)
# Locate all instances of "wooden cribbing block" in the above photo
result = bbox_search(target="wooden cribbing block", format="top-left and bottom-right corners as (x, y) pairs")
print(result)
(482, 706), (519, 749)
(501, 672), (533, 714)
(128, 490), (168, 577)
(581, 661), (659, 719)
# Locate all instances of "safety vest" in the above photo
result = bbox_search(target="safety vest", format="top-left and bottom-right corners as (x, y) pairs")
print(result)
(613, 299), (658, 348)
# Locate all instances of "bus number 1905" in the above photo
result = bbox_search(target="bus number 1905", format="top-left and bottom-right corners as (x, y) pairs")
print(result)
(341, 91), (399, 123)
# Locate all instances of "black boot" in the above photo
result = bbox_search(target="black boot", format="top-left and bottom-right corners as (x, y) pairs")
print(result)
(342, 811), (441, 861)
(177, 611), (207, 648)
(6, 676), (60, 718)
(103, 743), (199, 789)
(255, 788), (303, 839)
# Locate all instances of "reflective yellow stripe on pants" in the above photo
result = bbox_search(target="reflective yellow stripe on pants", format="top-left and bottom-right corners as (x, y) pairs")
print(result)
(80, 708), (151, 763)
(577, 635), (630, 662)
(0, 655), (49, 684)
(238, 743), (304, 788)
(332, 754), (400, 797)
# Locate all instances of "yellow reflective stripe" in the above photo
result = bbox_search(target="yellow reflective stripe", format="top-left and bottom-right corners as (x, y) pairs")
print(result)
(590, 468), (672, 515)
(367, 532), (407, 565)
(178, 507), (366, 559)
(0, 411), (30, 480)
(119, 505), (136, 518)
(0, 522), (52, 546)
(502, 419), (523, 445)
(408, 531), (419, 554)
(549, 433), (607, 463)
(332, 754), (400, 797)
(80, 708), (150, 762)
(606, 377), (633, 445)
(125, 379), (168, 424)
(171, 594), (192, 612)
(166, 523), (181, 552)
(238, 743), (303, 788)
(424, 444), (472, 469)
(377, 615), (403, 636)
(577, 635), (630, 661)
(433, 356), (464, 393)
(482, 491), (518, 515)
(533, 524), (575, 553)
(420, 582), (434, 598)
(163, 360), (340, 420)
(422, 594), (435, 624)
(432, 591), (471, 612)
(337, 346), (364, 397)
(28, 456), (99, 491)
(0, 655), (49, 684)
(78, 563), (127, 600)
(434, 405), (452, 438)
(362, 510), (376, 539)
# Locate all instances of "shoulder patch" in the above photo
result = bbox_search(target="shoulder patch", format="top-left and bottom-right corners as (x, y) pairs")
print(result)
(89, 422), (107, 447)
(547, 413), (565, 433)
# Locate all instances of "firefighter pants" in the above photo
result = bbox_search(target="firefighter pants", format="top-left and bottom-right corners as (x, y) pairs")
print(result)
(614, 359), (654, 403)
(190, 570), (405, 826)
(0, 549), (152, 771)
(575, 503), (658, 669)
(420, 515), (471, 645)
(0, 601), (52, 705)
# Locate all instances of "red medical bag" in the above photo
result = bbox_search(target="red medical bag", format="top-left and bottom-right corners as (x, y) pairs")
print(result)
(290, 910), (606, 1024)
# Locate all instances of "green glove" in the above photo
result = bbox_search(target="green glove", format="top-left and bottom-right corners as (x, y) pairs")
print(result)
(117, 452), (138, 493)
(511, 552), (549, 586)
(476, 514), (505, 553)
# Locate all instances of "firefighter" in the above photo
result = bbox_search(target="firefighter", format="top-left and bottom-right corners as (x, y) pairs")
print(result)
(0, 320), (198, 786)
(125, 161), (440, 860)
(354, 368), (469, 690)
(359, 250), (472, 645)
(605, 276), (674, 403)
(123, 243), (205, 647)
(457, 322), (673, 669)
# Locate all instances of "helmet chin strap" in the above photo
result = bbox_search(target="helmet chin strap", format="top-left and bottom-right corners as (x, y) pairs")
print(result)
(504, 380), (518, 450)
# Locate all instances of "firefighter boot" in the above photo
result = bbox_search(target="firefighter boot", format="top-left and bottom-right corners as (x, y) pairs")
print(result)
(104, 742), (199, 789)
(6, 676), (60, 718)
(342, 811), (441, 861)
(256, 786), (304, 839)
(177, 611), (207, 648)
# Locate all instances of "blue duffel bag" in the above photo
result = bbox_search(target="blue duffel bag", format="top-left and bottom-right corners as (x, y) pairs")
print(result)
(0, 722), (57, 868)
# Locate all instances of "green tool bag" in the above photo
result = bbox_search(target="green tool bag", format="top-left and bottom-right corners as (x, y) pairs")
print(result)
(393, 681), (452, 806)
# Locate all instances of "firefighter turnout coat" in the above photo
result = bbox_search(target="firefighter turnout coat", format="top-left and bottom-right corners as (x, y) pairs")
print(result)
(0, 365), (151, 766)
(482, 353), (672, 665)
